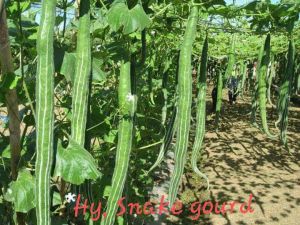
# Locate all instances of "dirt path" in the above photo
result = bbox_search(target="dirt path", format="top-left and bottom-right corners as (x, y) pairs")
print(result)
(169, 88), (300, 225)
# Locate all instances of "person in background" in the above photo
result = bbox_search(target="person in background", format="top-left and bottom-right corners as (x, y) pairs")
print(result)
(227, 75), (239, 105)
(211, 86), (217, 113)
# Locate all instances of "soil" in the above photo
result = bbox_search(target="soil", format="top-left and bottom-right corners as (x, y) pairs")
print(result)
(149, 85), (300, 225)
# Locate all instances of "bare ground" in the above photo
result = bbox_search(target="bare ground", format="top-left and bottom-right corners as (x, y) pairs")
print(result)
(150, 86), (300, 225)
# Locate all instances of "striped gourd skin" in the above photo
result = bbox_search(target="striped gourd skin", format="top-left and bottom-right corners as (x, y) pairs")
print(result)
(224, 35), (235, 80)
(102, 61), (134, 225)
(250, 80), (258, 124)
(35, 0), (56, 224)
(168, 6), (198, 206)
(295, 56), (300, 92)
(71, 0), (93, 205)
(215, 69), (223, 128)
(277, 38), (295, 146)
(251, 42), (264, 124)
(71, 0), (91, 146)
(148, 106), (177, 173)
(191, 37), (209, 188)
(147, 70), (176, 173)
(161, 70), (168, 125)
(258, 34), (275, 138)
(240, 63), (247, 97)
(267, 57), (275, 106)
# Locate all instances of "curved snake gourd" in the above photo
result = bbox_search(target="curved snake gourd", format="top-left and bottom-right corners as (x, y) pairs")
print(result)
(257, 34), (276, 138)
(147, 67), (177, 173)
(277, 37), (295, 147)
(102, 61), (135, 225)
(240, 62), (247, 97)
(71, 0), (93, 205)
(267, 56), (276, 107)
(251, 40), (264, 125)
(168, 5), (198, 207)
(191, 36), (209, 189)
(215, 68), (223, 129)
(35, 0), (56, 224)
(224, 35), (235, 80)
(71, 0), (91, 146)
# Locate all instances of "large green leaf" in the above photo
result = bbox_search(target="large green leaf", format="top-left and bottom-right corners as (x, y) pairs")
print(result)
(53, 138), (101, 185)
(107, 1), (151, 34)
(123, 4), (151, 34)
(107, 0), (129, 32)
(4, 170), (35, 213)
(60, 52), (76, 84)
(92, 58), (107, 82)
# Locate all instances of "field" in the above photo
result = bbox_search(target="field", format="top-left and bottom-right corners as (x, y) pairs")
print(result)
(144, 85), (300, 225)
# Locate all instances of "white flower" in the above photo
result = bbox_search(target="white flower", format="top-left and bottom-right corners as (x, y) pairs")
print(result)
(96, 44), (102, 51)
(151, 30), (156, 36)
(65, 193), (76, 203)
(126, 93), (135, 102)
(7, 188), (12, 194)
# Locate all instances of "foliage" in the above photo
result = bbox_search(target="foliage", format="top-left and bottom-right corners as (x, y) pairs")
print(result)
(53, 138), (101, 185)
(4, 169), (35, 213)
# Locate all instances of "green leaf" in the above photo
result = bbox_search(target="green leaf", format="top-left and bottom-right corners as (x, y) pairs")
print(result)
(1, 145), (25, 159)
(20, 2), (31, 12)
(117, 216), (124, 225)
(60, 52), (76, 84)
(92, 58), (107, 82)
(52, 192), (62, 206)
(103, 185), (112, 197)
(243, 1), (259, 11)
(104, 129), (118, 144)
(28, 32), (37, 40)
(8, 1), (31, 14)
(54, 47), (66, 73)
(14, 65), (28, 76)
(53, 138), (101, 185)
(4, 169), (35, 213)
(107, 1), (129, 32)
(107, 1), (151, 35)
(0, 72), (20, 90)
(55, 16), (64, 26)
(124, 4), (151, 35)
